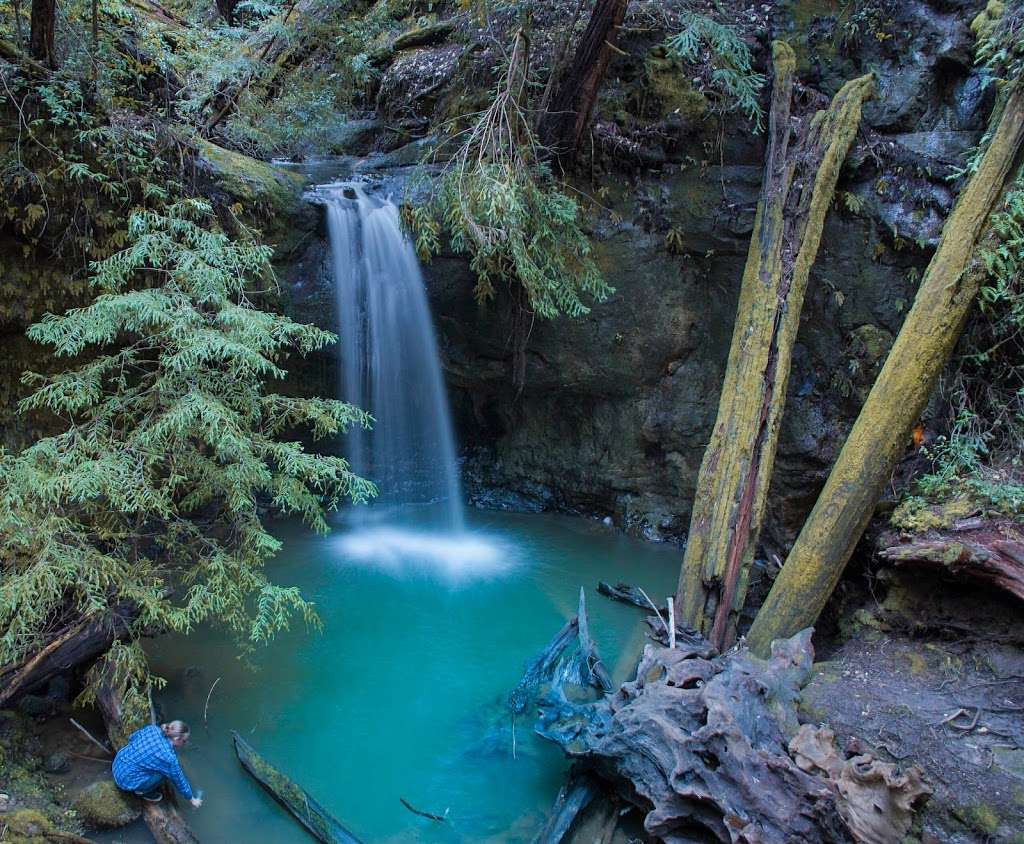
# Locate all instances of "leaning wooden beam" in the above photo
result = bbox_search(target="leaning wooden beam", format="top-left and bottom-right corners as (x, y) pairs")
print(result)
(676, 42), (874, 650)
(746, 79), (1024, 656)
(94, 661), (200, 844)
(233, 732), (364, 844)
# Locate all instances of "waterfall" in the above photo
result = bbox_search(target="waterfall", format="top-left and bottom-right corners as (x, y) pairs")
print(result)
(322, 183), (464, 531)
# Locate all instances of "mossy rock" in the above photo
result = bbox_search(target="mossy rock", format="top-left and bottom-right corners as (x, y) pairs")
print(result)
(72, 780), (141, 828)
(1, 808), (54, 842)
(392, 20), (455, 51)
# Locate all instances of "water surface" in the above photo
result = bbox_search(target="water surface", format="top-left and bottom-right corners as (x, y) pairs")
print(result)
(126, 508), (678, 843)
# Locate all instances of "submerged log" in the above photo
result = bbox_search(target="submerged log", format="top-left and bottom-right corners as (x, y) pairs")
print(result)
(232, 732), (363, 844)
(534, 769), (601, 844)
(677, 42), (875, 650)
(746, 79), (1024, 656)
(878, 521), (1024, 602)
(94, 662), (200, 844)
(575, 588), (612, 694)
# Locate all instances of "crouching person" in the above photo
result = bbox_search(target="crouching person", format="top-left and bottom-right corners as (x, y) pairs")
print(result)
(112, 720), (203, 807)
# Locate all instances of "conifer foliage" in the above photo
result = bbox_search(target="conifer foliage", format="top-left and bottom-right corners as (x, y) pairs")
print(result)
(0, 199), (374, 709)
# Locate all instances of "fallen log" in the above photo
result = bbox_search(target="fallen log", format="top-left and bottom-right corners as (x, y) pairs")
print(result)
(878, 521), (1024, 602)
(232, 732), (363, 844)
(0, 605), (134, 707)
(391, 20), (455, 51)
(94, 661), (200, 844)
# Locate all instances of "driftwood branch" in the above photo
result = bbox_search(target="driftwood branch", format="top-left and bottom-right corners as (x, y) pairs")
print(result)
(69, 718), (113, 756)
(534, 769), (601, 844)
(398, 797), (446, 822)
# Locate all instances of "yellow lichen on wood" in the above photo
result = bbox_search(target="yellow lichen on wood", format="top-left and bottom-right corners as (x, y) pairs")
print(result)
(675, 40), (873, 649)
(746, 81), (1024, 657)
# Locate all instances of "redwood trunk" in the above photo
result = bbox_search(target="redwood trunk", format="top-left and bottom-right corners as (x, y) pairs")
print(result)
(675, 43), (874, 650)
(746, 81), (1024, 656)
(539, 0), (628, 165)
(29, 0), (56, 67)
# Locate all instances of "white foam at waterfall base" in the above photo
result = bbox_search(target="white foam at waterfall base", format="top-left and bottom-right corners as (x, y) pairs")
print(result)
(333, 526), (510, 578)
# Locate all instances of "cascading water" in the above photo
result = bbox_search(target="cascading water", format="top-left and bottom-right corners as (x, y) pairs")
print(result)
(321, 182), (466, 534)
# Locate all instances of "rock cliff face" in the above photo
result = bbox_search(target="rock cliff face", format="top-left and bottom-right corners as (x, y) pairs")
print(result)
(279, 0), (994, 549)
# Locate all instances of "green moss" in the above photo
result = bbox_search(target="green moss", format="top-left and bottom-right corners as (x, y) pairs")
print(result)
(644, 53), (709, 121)
(891, 496), (977, 533)
(194, 139), (304, 216)
(972, 1), (1006, 42)
(71, 781), (141, 828)
(3, 808), (54, 842)
(959, 803), (1000, 835)
(900, 650), (929, 677)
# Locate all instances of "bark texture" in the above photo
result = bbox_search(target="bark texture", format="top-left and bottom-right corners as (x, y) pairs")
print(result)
(538, 0), (628, 164)
(746, 81), (1024, 657)
(675, 42), (874, 649)
(878, 521), (1024, 602)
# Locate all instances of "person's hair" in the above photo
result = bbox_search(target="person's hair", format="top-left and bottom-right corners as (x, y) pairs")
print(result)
(161, 720), (190, 740)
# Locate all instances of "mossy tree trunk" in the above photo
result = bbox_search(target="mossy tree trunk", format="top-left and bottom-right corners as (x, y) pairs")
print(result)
(745, 80), (1024, 657)
(539, 0), (628, 165)
(29, 0), (56, 67)
(674, 42), (874, 650)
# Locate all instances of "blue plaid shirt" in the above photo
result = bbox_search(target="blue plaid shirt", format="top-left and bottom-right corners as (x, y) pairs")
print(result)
(112, 725), (194, 799)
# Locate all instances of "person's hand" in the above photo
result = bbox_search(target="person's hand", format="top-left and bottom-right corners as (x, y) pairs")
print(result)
(190, 797), (203, 808)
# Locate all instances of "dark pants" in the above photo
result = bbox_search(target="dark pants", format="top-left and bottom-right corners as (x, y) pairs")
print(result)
(130, 774), (164, 794)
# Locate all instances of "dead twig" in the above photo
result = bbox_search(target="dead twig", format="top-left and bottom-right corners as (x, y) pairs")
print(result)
(203, 677), (221, 726)
(69, 718), (112, 756)
(399, 797), (448, 822)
